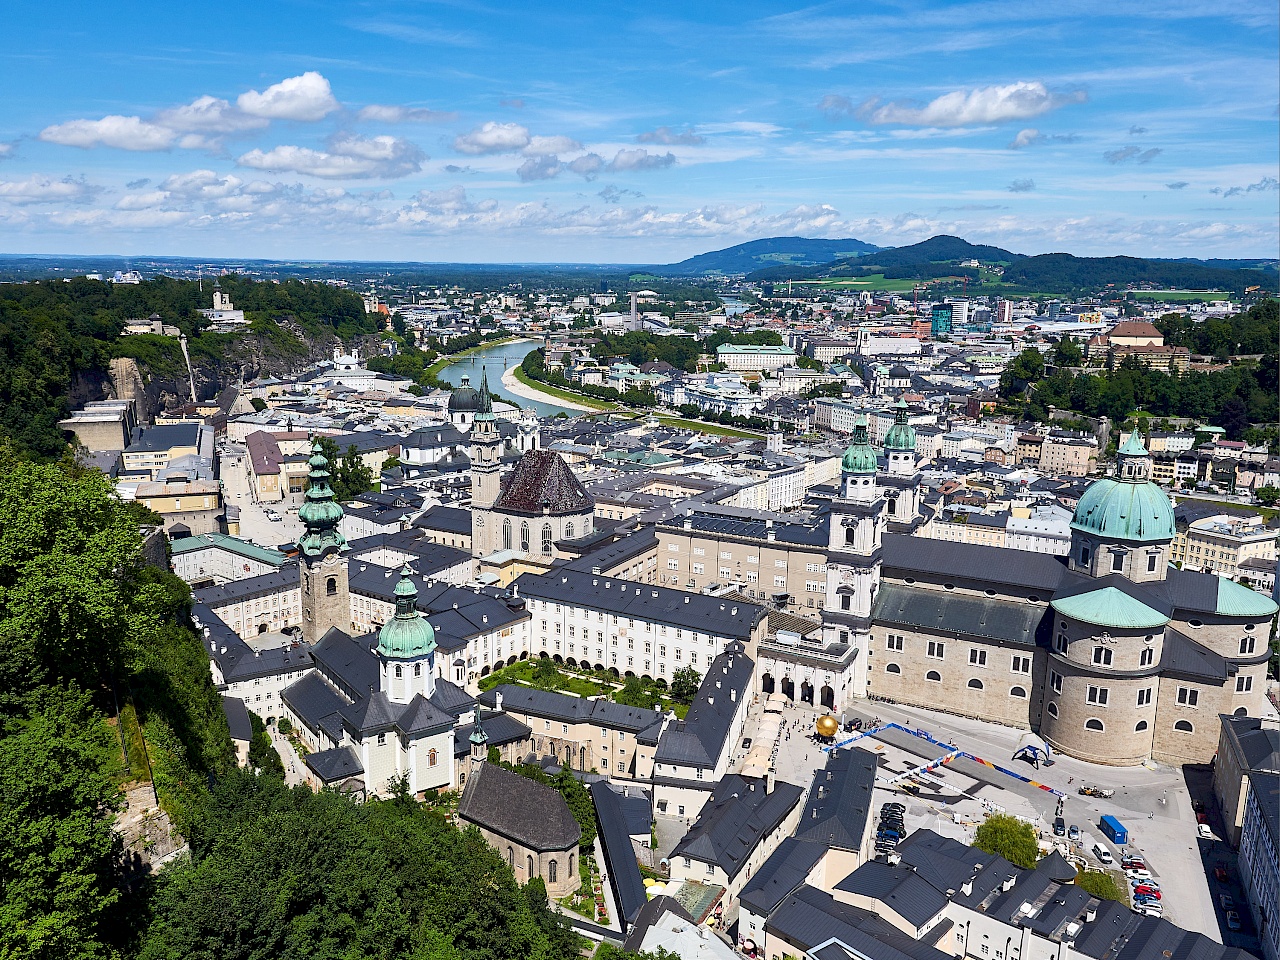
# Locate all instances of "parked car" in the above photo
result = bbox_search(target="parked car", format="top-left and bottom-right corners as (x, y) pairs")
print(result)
(1136, 905), (1163, 918)
(1214, 864), (1229, 884)
(1226, 911), (1242, 932)
(1220, 894), (1235, 910)
(1196, 812), (1209, 825)
(1093, 844), (1115, 865)
(1198, 823), (1215, 840)
(1133, 887), (1160, 900)
(1054, 817), (1067, 837)
(1131, 879), (1160, 891)
(1068, 825), (1080, 841)
(1124, 869), (1152, 881)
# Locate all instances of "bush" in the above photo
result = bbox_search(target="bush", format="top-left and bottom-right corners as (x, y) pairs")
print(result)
(1076, 870), (1127, 902)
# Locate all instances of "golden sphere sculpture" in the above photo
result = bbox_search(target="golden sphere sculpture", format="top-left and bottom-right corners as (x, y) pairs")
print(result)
(815, 714), (839, 738)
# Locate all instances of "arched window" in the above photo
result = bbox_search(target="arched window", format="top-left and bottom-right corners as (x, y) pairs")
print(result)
(1233, 706), (1248, 717)
(886, 498), (897, 516)
(967, 679), (984, 690)
(1010, 686), (1027, 698)
(885, 663), (901, 674)
(326, 577), (337, 595)
(548, 859), (557, 883)
(565, 521), (574, 539)
(520, 521), (530, 552)
(394, 664), (402, 678)
(527, 855), (534, 879)
(541, 523), (553, 555)
(503, 518), (512, 551)
(926, 670), (941, 682)
(508, 846), (514, 868)
(1047, 701), (1059, 718)
(1085, 718), (1104, 731)
(428, 748), (438, 766)
(569, 854), (575, 879)
(1134, 720), (1149, 732)
(414, 663), (421, 677)
(1174, 719), (1194, 732)
(845, 528), (856, 545)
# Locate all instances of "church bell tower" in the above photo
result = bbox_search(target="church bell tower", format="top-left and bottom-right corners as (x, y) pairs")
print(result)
(298, 441), (351, 643)
(470, 368), (504, 557)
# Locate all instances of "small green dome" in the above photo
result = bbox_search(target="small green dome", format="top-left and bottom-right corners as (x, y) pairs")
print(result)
(883, 398), (916, 451)
(1071, 438), (1174, 543)
(298, 442), (347, 558)
(842, 416), (878, 473)
(377, 566), (436, 659)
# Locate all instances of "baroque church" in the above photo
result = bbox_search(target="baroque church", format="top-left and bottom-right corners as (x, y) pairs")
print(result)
(798, 404), (1276, 766)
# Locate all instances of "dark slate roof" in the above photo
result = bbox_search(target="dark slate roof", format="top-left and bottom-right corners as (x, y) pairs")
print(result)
(671, 775), (804, 881)
(453, 711), (531, 757)
(456, 762), (581, 852)
(767, 886), (946, 960)
(396, 694), (457, 736)
(493, 449), (593, 516)
(739, 836), (826, 917)
(882, 533), (1068, 592)
(306, 745), (363, 784)
(412, 504), (473, 535)
(834, 860), (949, 929)
(1160, 629), (1231, 682)
(310, 627), (379, 701)
(347, 531), (471, 571)
(898, 830), (1000, 897)
(126, 422), (199, 453)
(591, 781), (649, 926)
(514, 569), (765, 639)
(281, 672), (348, 742)
(429, 678), (477, 718)
(194, 564), (300, 606)
(340, 690), (403, 734)
(221, 696), (253, 743)
(655, 644), (753, 768)
(476, 684), (666, 735)
(620, 896), (695, 953)
(793, 748), (877, 850)
(872, 582), (1047, 646)
(1159, 566), (1225, 615)
(562, 528), (660, 574)
(1220, 715), (1280, 773)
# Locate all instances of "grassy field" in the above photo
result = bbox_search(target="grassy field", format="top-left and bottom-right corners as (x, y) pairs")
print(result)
(1172, 495), (1277, 521)
(654, 415), (760, 439)
(798, 274), (920, 292)
(1130, 290), (1231, 302)
(511, 365), (617, 410)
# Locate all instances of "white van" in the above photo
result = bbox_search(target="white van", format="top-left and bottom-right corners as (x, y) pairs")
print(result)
(1092, 843), (1114, 865)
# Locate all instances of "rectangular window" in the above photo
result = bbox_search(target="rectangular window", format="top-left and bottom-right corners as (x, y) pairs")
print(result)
(668, 559), (679, 570)
(719, 551), (732, 560)
(1236, 675), (1253, 693)
(1239, 637), (1256, 655)
(1137, 688), (1152, 707)
(1177, 687), (1198, 707)
(720, 567), (731, 579)
(1092, 646), (1113, 666)
(1087, 685), (1109, 706)
(775, 559), (787, 568)
(1051, 671), (1062, 694)
(927, 640), (945, 660)
(887, 635), (904, 652)
(1011, 655), (1031, 674)
(692, 547), (705, 557)
(1111, 553), (1125, 572)
(969, 649), (987, 667)
(774, 576), (786, 587)
(747, 555), (758, 564)
(692, 563), (704, 575)
(1140, 647), (1154, 667)
(1147, 554), (1158, 572)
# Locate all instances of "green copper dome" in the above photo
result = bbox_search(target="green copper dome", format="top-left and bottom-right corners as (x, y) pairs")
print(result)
(377, 566), (436, 659)
(841, 416), (879, 473)
(1070, 436), (1175, 544)
(298, 442), (346, 558)
(882, 398), (916, 452)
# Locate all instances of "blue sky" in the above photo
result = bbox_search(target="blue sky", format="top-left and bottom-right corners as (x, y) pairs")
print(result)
(1, 0), (1277, 262)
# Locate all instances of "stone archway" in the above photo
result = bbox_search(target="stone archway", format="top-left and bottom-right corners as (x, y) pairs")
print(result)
(760, 673), (775, 695)
(820, 685), (835, 711)
(800, 681), (814, 705)
(781, 677), (795, 700)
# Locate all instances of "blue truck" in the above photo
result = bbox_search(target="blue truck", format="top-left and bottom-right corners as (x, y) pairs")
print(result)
(1099, 814), (1128, 844)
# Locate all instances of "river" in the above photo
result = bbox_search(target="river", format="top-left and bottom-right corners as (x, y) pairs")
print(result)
(435, 339), (582, 419)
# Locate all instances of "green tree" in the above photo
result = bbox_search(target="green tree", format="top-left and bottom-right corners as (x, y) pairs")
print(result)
(1075, 870), (1127, 903)
(532, 657), (561, 691)
(999, 348), (1045, 399)
(613, 676), (659, 710)
(0, 688), (126, 960)
(249, 397), (268, 412)
(973, 814), (1039, 869)
(246, 711), (283, 779)
(312, 437), (377, 501)
(1052, 336), (1083, 367)
(669, 667), (702, 705)
(1255, 486), (1280, 506)
(551, 766), (598, 848)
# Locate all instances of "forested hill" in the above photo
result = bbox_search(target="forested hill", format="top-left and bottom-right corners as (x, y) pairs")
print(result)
(0, 276), (377, 458)
(746, 233), (1275, 294)
(658, 236), (879, 275)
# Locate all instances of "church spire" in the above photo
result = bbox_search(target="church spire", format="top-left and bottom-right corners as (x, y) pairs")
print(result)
(298, 441), (347, 559)
(477, 365), (493, 417)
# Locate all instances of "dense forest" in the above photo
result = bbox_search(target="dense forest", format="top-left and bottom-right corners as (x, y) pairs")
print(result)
(0, 277), (376, 458)
(999, 300), (1278, 443)
(0, 447), (642, 960)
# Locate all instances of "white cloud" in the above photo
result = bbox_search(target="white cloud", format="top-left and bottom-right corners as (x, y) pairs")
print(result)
(566, 154), (605, 180)
(0, 174), (103, 204)
(818, 94), (856, 119)
(114, 190), (169, 211)
(40, 115), (176, 151)
(1009, 128), (1041, 149)
(608, 148), (676, 171)
(160, 169), (246, 200)
(1007, 178), (1036, 192)
(517, 155), (563, 181)
(453, 122), (530, 155)
(155, 95), (267, 134)
(858, 82), (1086, 127)
(357, 104), (455, 123)
(637, 126), (705, 146)
(1104, 145), (1161, 164)
(523, 135), (582, 156)
(237, 72), (339, 122)
(1212, 176), (1278, 198)
(0, 142), (13, 159)
(237, 135), (424, 179)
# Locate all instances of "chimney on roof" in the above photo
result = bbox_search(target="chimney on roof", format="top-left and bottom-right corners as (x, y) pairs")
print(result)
(219, 645), (226, 654)
(495, 690), (503, 710)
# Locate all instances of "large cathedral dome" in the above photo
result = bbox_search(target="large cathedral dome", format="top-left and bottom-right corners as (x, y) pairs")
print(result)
(1070, 433), (1175, 544)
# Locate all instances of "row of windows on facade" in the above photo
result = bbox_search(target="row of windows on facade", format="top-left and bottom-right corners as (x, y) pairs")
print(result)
(1078, 544), (1161, 573)
(506, 848), (568, 883)
(1044, 702), (1203, 735)
(500, 519), (577, 554)
(540, 624), (707, 660)
(1048, 670), (1254, 701)
(672, 545), (826, 573)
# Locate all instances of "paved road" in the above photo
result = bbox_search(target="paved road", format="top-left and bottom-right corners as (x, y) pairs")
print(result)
(219, 445), (304, 549)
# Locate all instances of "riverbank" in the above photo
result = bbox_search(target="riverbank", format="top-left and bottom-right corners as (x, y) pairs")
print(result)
(503, 364), (606, 412)
(424, 335), (526, 378)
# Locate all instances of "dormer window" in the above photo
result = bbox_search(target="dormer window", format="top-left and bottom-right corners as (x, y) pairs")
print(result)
(1080, 545), (1091, 565)
(1111, 553), (1124, 572)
